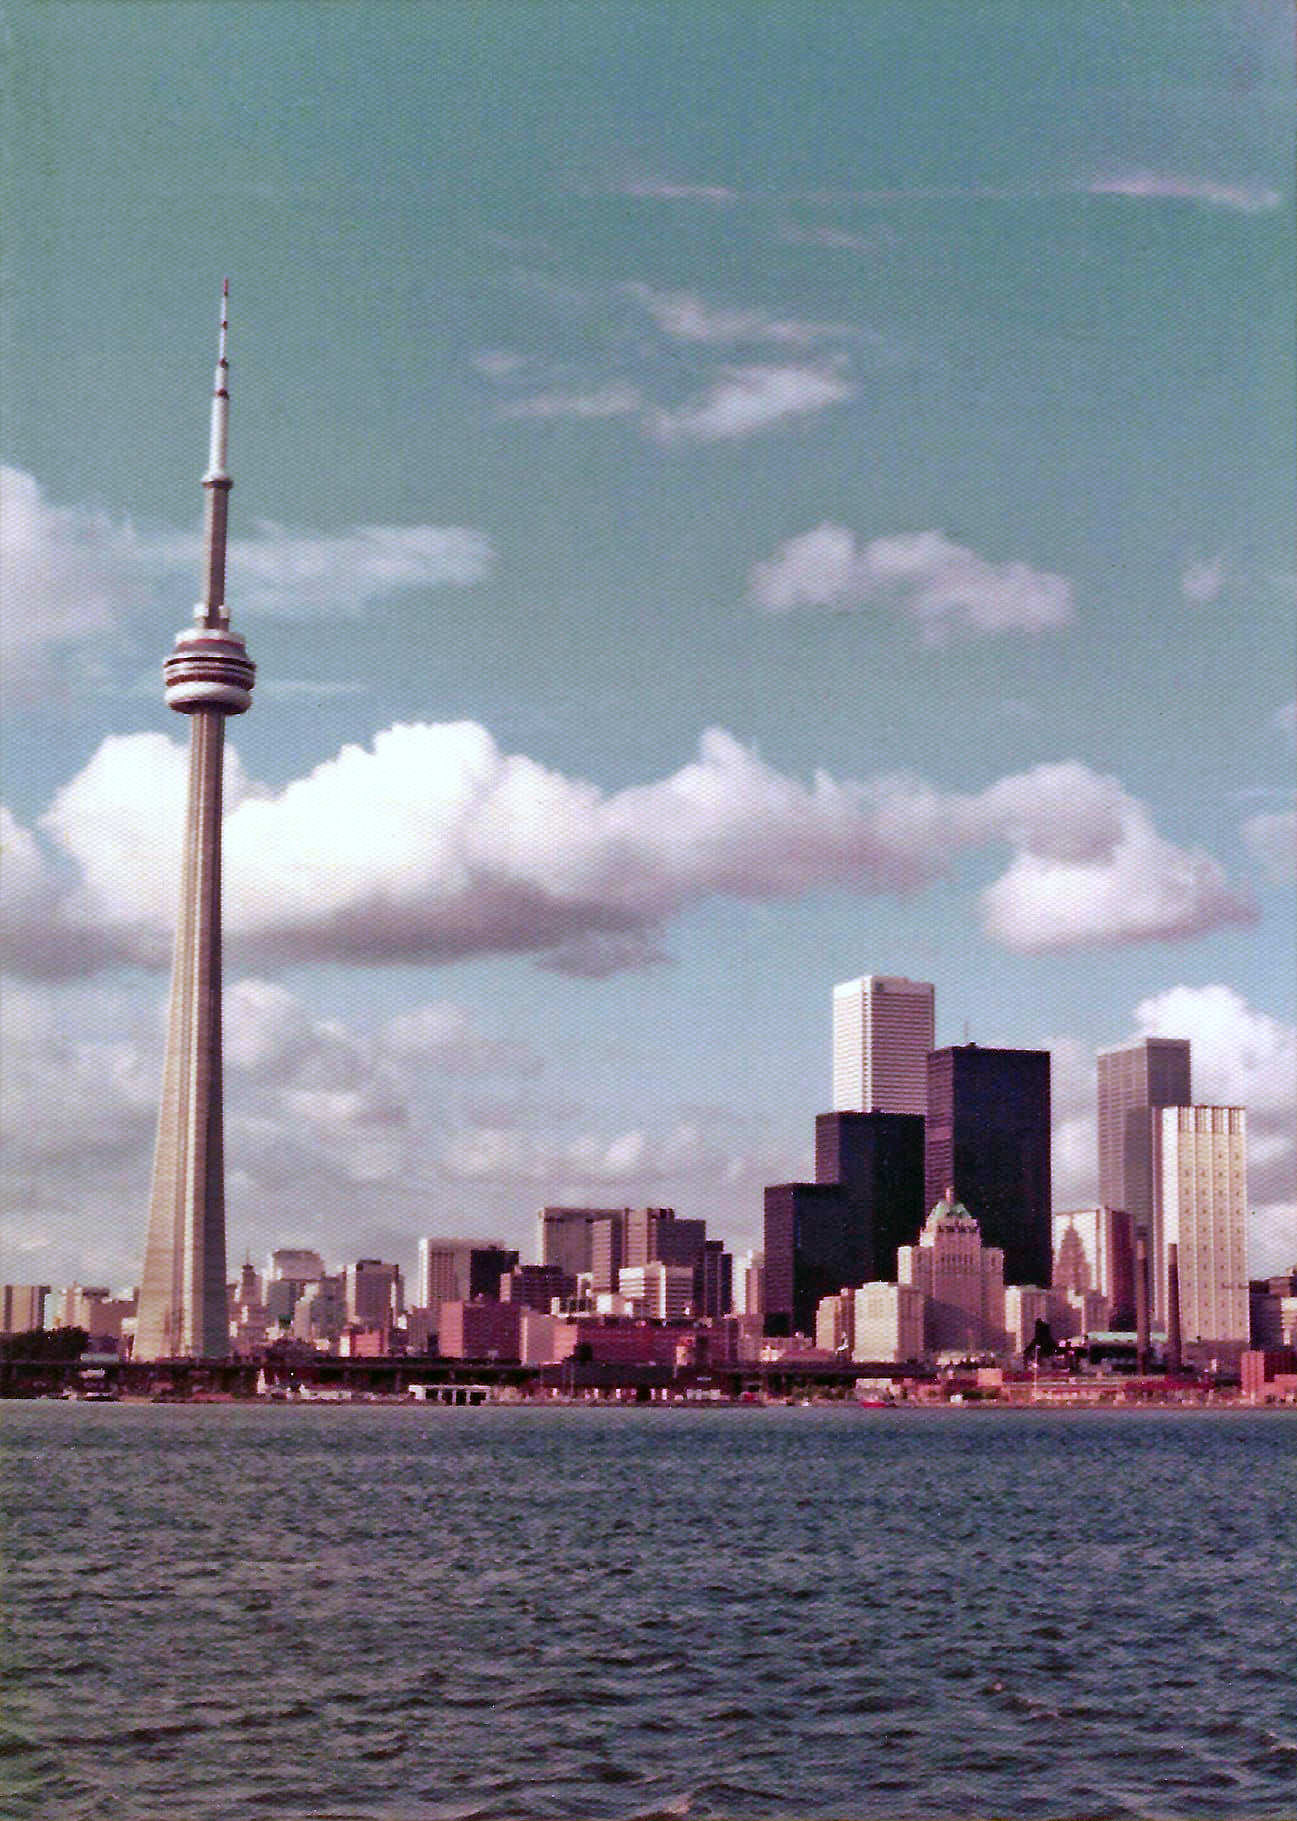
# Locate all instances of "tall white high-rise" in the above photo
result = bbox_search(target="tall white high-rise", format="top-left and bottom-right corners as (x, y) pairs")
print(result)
(136, 284), (255, 1361)
(832, 976), (934, 1115)
(1152, 1105), (1249, 1345)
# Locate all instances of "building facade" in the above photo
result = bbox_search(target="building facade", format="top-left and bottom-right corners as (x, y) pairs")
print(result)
(1096, 1036), (1191, 1238)
(1153, 1105), (1249, 1345)
(617, 1262), (695, 1320)
(924, 1045), (1051, 1286)
(538, 1207), (628, 1279)
(851, 1283), (926, 1364)
(816, 1110), (926, 1283)
(763, 1181), (872, 1337)
(1, 1285), (51, 1334)
(832, 975), (934, 1115)
(1052, 1206), (1135, 1327)
(416, 1239), (517, 1319)
(898, 1192), (1006, 1356)
(347, 1260), (403, 1327)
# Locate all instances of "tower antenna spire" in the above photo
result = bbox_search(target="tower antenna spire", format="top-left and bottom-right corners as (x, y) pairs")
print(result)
(201, 278), (233, 625)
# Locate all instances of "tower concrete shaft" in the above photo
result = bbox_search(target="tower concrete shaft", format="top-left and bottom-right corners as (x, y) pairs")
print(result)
(136, 284), (254, 1361)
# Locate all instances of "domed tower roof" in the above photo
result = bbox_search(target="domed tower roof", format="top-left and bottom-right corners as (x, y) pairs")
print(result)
(923, 1183), (980, 1233)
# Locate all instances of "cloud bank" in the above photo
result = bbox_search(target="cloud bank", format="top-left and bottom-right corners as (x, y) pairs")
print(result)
(3, 725), (1255, 979)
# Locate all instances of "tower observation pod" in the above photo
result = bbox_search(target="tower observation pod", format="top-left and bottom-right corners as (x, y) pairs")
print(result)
(135, 283), (256, 1361)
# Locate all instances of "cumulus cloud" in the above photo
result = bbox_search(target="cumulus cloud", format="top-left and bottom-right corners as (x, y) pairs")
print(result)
(1242, 809), (1297, 885)
(751, 523), (1073, 640)
(443, 1116), (720, 1194)
(649, 365), (854, 442)
(0, 465), (494, 692)
(3, 727), (1256, 979)
(978, 791), (1255, 953)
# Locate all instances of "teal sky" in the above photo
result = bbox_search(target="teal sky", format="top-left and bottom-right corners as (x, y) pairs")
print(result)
(3, 1), (1294, 1289)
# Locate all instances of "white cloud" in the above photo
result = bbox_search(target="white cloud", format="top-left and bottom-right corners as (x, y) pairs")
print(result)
(751, 523), (1073, 639)
(0, 465), (494, 691)
(3, 728), (1255, 979)
(443, 1117), (724, 1197)
(649, 365), (854, 442)
(472, 348), (529, 380)
(1242, 809), (1297, 885)
(625, 285), (844, 348)
(1181, 557), (1227, 605)
(1085, 172), (1282, 214)
(979, 792), (1255, 952)
(0, 466), (171, 694)
(228, 521), (493, 614)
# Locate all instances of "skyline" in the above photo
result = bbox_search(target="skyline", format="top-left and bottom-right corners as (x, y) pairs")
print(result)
(2, 1), (1294, 1290)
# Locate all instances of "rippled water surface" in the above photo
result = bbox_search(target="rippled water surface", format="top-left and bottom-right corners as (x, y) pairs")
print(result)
(2, 1403), (1294, 1819)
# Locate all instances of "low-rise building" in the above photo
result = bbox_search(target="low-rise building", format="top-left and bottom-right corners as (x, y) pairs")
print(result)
(815, 1289), (855, 1355)
(617, 1262), (695, 1320)
(438, 1298), (524, 1362)
(852, 1282), (925, 1364)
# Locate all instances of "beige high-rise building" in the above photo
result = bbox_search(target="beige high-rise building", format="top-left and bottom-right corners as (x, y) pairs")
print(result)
(898, 1189), (1005, 1356)
(832, 976), (934, 1115)
(1153, 1106), (1249, 1345)
(136, 286), (255, 1360)
(1, 1286), (51, 1335)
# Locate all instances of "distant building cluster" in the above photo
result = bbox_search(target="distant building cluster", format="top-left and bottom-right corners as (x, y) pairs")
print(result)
(4, 971), (1286, 1394)
(763, 979), (1261, 1376)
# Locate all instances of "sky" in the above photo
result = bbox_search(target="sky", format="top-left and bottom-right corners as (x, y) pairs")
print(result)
(2, 0), (1294, 1293)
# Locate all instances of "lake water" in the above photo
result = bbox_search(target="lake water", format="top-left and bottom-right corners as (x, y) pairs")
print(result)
(1, 1402), (1294, 1820)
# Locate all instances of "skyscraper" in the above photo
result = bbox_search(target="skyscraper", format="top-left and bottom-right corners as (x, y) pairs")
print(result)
(415, 1238), (517, 1319)
(815, 1110), (926, 1282)
(1149, 1105), (1249, 1343)
(763, 1181), (865, 1337)
(832, 976), (934, 1115)
(135, 285), (255, 1361)
(924, 1046), (1052, 1286)
(1097, 1036), (1191, 1234)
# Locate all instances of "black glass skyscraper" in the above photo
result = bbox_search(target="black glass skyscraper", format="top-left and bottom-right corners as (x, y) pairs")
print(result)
(924, 1046), (1052, 1286)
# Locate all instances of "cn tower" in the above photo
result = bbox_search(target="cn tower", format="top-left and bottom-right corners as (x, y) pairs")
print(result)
(135, 283), (255, 1360)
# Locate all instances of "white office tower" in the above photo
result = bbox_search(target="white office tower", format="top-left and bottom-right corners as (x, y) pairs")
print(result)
(1154, 1106), (1249, 1346)
(832, 976), (935, 1114)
